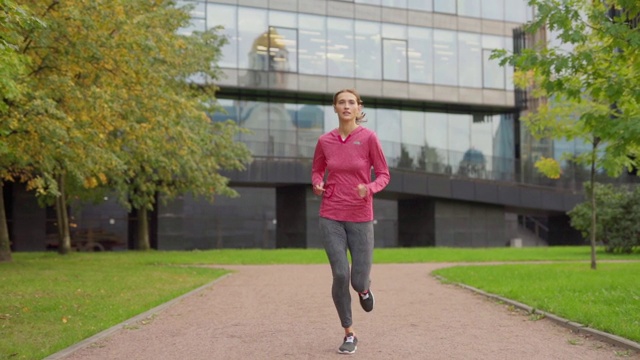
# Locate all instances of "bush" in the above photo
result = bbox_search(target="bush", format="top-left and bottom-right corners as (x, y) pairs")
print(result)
(568, 183), (640, 253)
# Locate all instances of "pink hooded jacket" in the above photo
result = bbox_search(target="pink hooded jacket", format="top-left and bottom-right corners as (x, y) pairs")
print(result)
(311, 126), (390, 222)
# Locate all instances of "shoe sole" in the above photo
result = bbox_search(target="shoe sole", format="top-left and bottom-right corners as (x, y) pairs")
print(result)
(338, 347), (357, 355)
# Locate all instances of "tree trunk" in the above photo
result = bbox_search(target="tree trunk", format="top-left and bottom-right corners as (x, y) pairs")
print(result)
(0, 182), (13, 262)
(589, 143), (598, 270)
(55, 174), (72, 255)
(136, 207), (150, 250)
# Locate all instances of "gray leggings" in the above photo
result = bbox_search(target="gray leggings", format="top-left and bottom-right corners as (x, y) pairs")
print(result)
(319, 217), (374, 328)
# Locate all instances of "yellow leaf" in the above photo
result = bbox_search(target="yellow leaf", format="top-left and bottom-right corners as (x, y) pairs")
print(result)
(62, 316), (68, 324)
(83, 177), (99, 188)
(534, 157), (562, 179)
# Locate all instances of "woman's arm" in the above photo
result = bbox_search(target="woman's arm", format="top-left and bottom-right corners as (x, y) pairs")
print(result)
(365, 132), (390, 194)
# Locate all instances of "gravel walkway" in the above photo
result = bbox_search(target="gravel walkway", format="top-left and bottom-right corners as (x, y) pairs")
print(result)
(51, 263), (637, 360)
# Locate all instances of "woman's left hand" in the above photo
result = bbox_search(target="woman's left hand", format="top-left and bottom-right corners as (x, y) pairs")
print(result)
(356, 184), (368, 198)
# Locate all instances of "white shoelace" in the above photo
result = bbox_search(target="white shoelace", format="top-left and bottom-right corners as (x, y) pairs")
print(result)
(345, 335), (355, 343)
(360, 292), (369, 300)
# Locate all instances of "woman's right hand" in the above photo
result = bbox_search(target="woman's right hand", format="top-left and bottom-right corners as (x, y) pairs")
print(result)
(313, 182), (325, 196)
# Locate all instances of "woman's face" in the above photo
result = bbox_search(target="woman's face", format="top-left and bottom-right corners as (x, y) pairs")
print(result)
(333, 92), (361, 122)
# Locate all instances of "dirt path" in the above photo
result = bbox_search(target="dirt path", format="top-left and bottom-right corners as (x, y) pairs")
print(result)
(53, 263), (637, 360)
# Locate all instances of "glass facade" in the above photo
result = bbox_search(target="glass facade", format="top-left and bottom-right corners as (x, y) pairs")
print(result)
(199, 3), (516, 91)
(354, 0), (532, 23)
(162, 0), (542, 250)
(213, 98), (516, 181)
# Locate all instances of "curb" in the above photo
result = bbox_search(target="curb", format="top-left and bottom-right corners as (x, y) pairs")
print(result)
(434, 275), (640, 353)
(44, 272), (233, 360)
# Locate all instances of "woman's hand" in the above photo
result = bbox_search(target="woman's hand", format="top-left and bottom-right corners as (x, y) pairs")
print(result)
(313, 182), (325, 196)
(356, 184), (368, 198)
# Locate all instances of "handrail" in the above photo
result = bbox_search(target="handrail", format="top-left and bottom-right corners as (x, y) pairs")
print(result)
(239, 137), (640, 192)
(518, 215), (549, 241)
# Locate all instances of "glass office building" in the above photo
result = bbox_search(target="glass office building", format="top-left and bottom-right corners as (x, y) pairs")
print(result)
(155, 0), (545, 249)
(6, 0), (591, 252)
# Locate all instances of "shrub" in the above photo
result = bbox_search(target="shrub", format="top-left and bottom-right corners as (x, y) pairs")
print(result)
(568, 183), (640, 253)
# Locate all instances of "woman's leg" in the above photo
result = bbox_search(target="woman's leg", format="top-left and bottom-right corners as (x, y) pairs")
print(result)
(319, 217), (353, 329)
(345, 221), (374, 294)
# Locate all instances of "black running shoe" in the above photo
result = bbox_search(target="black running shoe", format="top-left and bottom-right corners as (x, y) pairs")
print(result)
(338, 332), (358, 354)
(359, 289), (374, 312)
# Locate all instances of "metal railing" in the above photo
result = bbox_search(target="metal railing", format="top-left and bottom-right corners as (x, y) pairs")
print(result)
(239, 139), (640, 192)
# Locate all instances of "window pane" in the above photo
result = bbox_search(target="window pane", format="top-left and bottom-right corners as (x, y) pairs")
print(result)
(401, 111), (425, 169)
(426, 112), (448, 150)
(426, 112), (449, 172)
(492, 114), (514, 160)
(433, 30), (458, 86)
(408, 27), (433, 84)
(269, 10), (296, 28)
(269, 102), (298, 157)
(448, 114), (470, 153)
(382, 23), (406, 39)
(327, 18), (355, 77)
(493, 114), (515, 179)
(268, 12), (297, 73)
(458, 32), (482, 88)
(355, 21), (382, 79)
(383, 39), (408, 81)
(448, 114), (471, 174)
(207, 4), (237, 68)
(504, 38), (514, 90)
(238, 100), (269, 156)
(470, 116), (493, 158)
(401, 111), (425, 146)
(457, 0), (480, 17)
(382, 0), (407, 8)
(408, 0), (431, 11)
(212, 99), (239, 124)
(433, 0), (456, 14)
(269, 27), (297, 73)
(362, 108), (377, 135)
(356, 0), (381, 5)
(482, 0), (504, 21)
(299, 14), (327, 75)
(238, 8), (268, 70)
(376, 109), (402, 167)
(505, 0), (528, 23)
(468, 115), (494, 176)
(482, 35), (505, 89)
(295, 104), (325, 157)
(323, 104), (336, 132)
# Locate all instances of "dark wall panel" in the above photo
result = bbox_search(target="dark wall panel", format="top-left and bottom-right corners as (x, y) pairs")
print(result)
(475, 182), (498, 204)
(276, 185), (307, 248)
(451, 180), (475, 201)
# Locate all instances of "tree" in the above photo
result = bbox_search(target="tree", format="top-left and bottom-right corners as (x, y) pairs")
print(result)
(94, 1), (251, 250)
(0, 0), (45, 262)
(3, 0), (250, 254)
(11, 0), (136, 254)
(493, 0), (640, 269)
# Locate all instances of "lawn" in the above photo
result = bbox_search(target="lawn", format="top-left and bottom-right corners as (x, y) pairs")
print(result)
(432, 261), (640, 344)
(0, 246), (638, 359)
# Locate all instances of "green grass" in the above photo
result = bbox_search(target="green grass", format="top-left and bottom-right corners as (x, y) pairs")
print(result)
(0, 252), (229, 360)
(1, 246), (639, 359)
(433, 262), (640, 344)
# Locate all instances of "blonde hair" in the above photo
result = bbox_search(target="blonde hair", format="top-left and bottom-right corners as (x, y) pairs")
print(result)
(333, 88), (366, 122)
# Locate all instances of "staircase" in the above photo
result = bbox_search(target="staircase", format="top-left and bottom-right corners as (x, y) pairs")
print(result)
(512, 215), (549, 247)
